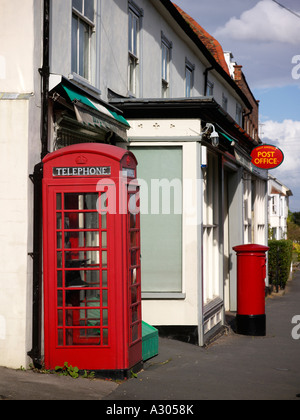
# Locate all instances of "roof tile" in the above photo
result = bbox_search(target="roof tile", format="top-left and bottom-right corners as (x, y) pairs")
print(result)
(173, 3), (230, 76)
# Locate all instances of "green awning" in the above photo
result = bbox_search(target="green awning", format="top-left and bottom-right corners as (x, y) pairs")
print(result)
(61, 83), (130, 128)
(220, 131), (234, 143)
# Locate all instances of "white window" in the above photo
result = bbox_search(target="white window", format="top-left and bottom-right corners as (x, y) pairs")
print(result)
(252, 179), (266, 244)
(206, 80), (214, 96)
(271, 195), (278, 215)
(243, 177), (252, 243)
(236, 103), (242, 126)
(202, 153), (220, 304)
(161, 32), (172, 98)
(185, 58), (195, 98)
(222, 93), (228, 112)
(71, 0), (95, 81)
(128, 1), (143, 96)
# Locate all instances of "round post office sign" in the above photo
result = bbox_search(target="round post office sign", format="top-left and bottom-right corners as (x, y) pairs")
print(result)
(251, 144), (284, 170)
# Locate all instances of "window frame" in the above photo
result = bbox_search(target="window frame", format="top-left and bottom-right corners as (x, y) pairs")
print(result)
(185, 58), (195, 98)
(161, 32), (172, 98)
(128, 145), (183, 296)
(222, 93), (228, 112)
(206, 80), (214, 96)
(128, 1), (143, 97)
(71, 0), (95, 82)
(235, 103), (243, 126)
(202, 152), (220, 304)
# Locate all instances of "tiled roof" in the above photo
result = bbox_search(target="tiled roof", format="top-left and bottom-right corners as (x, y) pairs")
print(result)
(173, 3), (230, 76)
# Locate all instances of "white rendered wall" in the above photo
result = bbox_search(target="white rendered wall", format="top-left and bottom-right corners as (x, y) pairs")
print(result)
(128, 119), (202, 326)
(0, 0), (42, 368)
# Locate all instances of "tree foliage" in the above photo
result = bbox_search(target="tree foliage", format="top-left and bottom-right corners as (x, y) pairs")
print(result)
(268, 240), (293, 290)
(287, 211), (300, 242)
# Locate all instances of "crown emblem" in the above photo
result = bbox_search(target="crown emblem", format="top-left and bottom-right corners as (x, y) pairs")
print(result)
(76, 155), (88, 165)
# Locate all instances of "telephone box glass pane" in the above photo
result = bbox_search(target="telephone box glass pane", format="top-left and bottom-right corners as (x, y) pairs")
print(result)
(57, 310), (63, 327)
(102, 251), (107, 268)
(57, 232), (63, 249)
(102, 309), (108, 326)
(102, 290), (108, 307)
(64, 212), (99, 229)
(64, 193), (98, 210)
(102, 231), (107, 248)
(57, 291), (63, 307)
(65, 270), (100, 287)
(130, 268), (137, 285)
(131, 250), (137, 266)
(64, 231), (99, 248)
(103, 329), (108, 345)
(64, 250), (99, 267)
(130, 231), (137, 247)
(130, 213), (136, 229)
(131, 305), (138, 323)
(56, 193), (62, 210)
(57, 271), (63, 288)
(58, 330), (63, 346)
(131, 324), (139, 342)
(102, 270), (107, 287)
(101, 213), (107, 229)
(57, 213), (62, 229)
(57, 252), (62, 268)
(131, 286), (138, 304)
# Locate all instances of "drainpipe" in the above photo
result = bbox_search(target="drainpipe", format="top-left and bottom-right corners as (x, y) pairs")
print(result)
(243, 109), (252, 127)
(27, 0), (50, 368)
(27, 163), (43, 369)
(40, 0), (50, 160)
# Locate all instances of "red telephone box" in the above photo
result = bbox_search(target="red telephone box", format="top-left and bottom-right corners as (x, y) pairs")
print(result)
(42, 143), (142, 377)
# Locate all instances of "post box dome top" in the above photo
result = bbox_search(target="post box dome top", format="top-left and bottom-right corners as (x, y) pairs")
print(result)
(42, 143), (137, 165)
(233, 244), (269, 253)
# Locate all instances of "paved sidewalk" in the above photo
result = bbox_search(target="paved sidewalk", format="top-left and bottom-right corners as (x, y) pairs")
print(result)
(105, 269), (300, 401)
(1, 269), (300, 400)
(0, 366), (118, 401)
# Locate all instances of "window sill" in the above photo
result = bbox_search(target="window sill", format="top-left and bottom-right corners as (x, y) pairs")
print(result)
(68, 73), (101, 98)
(142, 292), (186, 300)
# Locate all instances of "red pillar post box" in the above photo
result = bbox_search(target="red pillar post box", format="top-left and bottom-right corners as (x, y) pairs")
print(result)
(42, 143), (142, 378)
(232, 244), (269, 336)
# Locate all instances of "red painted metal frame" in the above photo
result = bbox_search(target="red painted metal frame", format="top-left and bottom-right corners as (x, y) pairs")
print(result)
(233, 244), (269, 316)
(42, 144), (142, 372)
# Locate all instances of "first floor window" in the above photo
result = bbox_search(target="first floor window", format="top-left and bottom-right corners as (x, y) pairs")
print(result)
(206, 80), (214, 96)
(72, 0), (95, 80)
(222, 93), (228, 112)
(128, 54), (138, 96)
(128, 1), (143, 96)
(161, 32), (172, 98)
(236, 103), (242, 126)
(185, 58), (195, 98)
